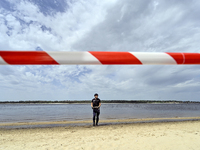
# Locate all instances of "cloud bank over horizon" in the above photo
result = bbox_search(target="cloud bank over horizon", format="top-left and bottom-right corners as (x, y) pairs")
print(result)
(1, 0), (200, 101)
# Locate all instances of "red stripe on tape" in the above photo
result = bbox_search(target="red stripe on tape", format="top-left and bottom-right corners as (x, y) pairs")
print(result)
(167, 52), (200, 64)
(183, 53), (200, 64)
(89, 52), (142, 65)
(0, 51), (59, 65)
(166, 53), (184, 64)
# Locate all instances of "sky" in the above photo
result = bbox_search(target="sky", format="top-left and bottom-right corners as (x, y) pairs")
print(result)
(1, 0), (200, 101)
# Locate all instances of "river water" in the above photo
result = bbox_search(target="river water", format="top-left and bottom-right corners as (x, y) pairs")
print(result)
(0, 103), (200, 123)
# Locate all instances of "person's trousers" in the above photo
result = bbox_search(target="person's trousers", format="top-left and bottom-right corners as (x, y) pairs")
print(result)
(93, 109), (100, 124)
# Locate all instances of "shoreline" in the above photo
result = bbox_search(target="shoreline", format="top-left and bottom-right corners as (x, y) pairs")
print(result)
(1, 119), (200, 150)
(1, 116), (200, 129)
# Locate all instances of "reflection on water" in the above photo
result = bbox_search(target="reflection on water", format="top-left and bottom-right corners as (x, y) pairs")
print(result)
(0, 103), (200, 123)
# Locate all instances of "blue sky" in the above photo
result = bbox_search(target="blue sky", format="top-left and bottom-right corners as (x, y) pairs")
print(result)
(1, 0), (200, 101)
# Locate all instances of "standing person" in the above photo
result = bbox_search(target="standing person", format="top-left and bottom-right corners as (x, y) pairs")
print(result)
(91, 93), (101, 126)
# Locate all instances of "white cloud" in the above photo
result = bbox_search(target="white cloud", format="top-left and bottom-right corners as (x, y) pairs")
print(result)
(1, 0), (200, 101)
(0, 0), (118, 51)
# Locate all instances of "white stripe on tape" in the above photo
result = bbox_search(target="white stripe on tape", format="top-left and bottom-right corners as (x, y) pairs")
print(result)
(47, 51), (101, 65)
(130, 52), (177, 65)
(0, 56), (7, 65)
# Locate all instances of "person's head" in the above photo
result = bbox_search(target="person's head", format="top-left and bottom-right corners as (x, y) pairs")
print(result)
(94, 93), (98, 98)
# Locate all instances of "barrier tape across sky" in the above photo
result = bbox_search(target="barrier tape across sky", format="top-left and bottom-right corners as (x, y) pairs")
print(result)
(0, 51), (200, 65)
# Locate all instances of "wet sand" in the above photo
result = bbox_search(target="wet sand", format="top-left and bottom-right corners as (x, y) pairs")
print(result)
(1, 118), (200, 150)
(1, 116), (200, 128)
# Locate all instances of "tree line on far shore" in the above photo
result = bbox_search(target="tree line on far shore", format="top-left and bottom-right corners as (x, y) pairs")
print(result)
(0, 100), (199, 104)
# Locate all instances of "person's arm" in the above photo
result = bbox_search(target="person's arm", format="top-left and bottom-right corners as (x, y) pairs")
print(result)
(99, 102), (101, 108)
(91, 102), (93, 108)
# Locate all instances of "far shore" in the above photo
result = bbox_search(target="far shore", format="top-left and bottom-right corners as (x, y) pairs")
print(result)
(1, 100), (200, 104)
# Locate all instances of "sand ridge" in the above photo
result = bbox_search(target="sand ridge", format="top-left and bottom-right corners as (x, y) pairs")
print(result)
(1, 116), (200, 127)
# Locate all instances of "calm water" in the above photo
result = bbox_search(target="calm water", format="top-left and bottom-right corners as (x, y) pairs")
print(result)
(0, 103), (200, 123)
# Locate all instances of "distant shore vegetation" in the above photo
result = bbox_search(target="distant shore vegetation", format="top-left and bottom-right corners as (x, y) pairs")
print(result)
(0, 100), (199, 104)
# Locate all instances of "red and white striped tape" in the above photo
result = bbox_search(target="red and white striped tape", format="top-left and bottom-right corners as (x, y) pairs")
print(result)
(0, 51), (200, 65)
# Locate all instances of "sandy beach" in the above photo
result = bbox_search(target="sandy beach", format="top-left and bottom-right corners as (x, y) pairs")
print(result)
(1, 119), (200, 150)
